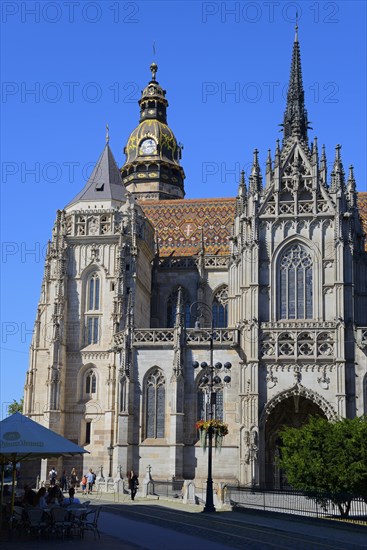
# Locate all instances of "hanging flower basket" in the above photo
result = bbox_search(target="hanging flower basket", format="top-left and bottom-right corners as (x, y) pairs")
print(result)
(196, 420), (229, 452)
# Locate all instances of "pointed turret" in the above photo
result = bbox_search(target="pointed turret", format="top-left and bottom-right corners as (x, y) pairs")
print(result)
(238, 169), (247, 197)
(330, 144), (345, 192)
(174, 286), (184, 328)
(282, 22), (309, 143)
(66, 139), (128, 210)
(274, 139), (281, 168)
(266, 149), (273, 188)
(236, 169), (247, 215)
(346, 165), (357, 207)
(312, 136), (318, 165)
(248, 149), (262, 195)
(320, 144), (327, 187)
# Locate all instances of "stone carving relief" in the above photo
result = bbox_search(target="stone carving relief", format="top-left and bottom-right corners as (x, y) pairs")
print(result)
(317, 366), (330, 390)
(260, 330), (335, 358)
(266, 366), (278, 389)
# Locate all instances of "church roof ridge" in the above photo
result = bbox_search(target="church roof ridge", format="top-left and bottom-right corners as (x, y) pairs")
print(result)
(140, 196), (236, 206)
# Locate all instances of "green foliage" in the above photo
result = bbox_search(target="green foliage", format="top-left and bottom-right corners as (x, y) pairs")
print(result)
(8, 398), (23, 415)
(279, 416), (367, 517)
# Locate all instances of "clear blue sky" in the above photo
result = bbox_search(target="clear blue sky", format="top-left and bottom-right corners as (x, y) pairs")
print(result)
(1, 1), (366, 416)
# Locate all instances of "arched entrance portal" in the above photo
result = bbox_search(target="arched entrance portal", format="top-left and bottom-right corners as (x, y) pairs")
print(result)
(264, 395), (327, 489)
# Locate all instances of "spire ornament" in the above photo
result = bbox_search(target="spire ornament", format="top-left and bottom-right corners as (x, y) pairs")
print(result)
(249, 149), (262, 195)
(150, 62), (158, 82)
(238, 169), (247, 196)
(330, 144), (345, 192)
(347, 165), (357, 207)
(106, 123), (110, 145)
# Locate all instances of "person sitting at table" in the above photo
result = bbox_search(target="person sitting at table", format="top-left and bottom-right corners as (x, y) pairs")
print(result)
(63, 487), (81, 506)
(35, 487), (48, 509)
(46, 485), (64, 507)
(23, 484), (37, 506)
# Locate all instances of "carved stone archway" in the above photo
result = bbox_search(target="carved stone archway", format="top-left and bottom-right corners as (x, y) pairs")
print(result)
(259, 384), (337, 488)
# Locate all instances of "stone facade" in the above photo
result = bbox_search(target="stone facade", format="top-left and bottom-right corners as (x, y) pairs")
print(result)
(24, 29), (367, 487)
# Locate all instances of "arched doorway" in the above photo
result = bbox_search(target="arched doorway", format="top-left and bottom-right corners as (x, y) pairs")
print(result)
(264, 395), (327, 489)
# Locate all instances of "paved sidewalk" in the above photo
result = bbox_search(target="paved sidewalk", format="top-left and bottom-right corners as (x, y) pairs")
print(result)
(1, 495), (366, 549)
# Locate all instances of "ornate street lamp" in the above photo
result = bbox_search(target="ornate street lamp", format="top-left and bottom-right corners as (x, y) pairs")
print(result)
(107, 444), (113, 478)
(191, 301), (231, 513)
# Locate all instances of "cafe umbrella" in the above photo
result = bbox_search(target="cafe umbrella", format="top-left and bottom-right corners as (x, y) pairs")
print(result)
(0, 412), (88, 520)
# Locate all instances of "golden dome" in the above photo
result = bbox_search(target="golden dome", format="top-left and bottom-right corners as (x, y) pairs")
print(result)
(124, 119), (181, 166)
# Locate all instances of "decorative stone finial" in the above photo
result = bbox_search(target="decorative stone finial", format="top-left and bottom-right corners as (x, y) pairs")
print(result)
(150, 62), (158, 81)
(106, 123), (109, 145)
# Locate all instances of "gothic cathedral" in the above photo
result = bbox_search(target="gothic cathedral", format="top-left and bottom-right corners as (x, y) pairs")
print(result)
(24, 28), (367, 487)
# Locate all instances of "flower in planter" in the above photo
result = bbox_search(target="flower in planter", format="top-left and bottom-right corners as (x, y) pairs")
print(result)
(196, 419), (229, 451)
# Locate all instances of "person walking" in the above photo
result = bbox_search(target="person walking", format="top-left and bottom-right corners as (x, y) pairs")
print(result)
(87, 468), (94, 494)
(70, 467), (78, 489)
(81, 474), (88, 495)
(128, 470), (139, 501)
(49, 466), (57, 487)
(60, 470), (68, 492)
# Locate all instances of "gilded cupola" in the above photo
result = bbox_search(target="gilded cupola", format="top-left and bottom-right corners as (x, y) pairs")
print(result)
(121, 63), (185, 201)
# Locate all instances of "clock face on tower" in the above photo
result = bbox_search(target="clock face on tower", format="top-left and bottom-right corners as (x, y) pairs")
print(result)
(140, 138), (157, 155)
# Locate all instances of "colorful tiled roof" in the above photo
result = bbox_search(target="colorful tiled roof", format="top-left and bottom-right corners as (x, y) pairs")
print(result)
(141, 193), (367, 257)
(141, 198), (236, 257)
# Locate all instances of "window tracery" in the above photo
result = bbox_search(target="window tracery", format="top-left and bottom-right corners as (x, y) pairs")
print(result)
(85, 369), (96, 394)
(279, 244), (313, 320)
(212, 286), (228, 328)
(145, 368), (165, 438)
(85, 272), (101, 345)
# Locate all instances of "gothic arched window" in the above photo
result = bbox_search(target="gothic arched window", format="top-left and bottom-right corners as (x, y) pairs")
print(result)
(167, 288), (191, 328)
(85, 369), (96, 394)
(119, 377), (127, 413)
(145, 369), (165, 438)
(212, 286), (228, 328)
(85, 272), (101, 344)
(88, 273), (100, 310)
(279, 244), (313, 320)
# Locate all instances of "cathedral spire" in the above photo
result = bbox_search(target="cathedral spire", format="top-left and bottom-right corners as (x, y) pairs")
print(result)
(282, 21), (309, 143)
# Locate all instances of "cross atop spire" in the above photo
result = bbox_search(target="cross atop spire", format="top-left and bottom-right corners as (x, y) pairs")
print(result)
(282, 22), (309, 143)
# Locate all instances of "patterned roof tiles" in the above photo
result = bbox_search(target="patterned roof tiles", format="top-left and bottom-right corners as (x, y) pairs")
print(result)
(141, 198), (236, 257)
(141, 193), (367, 257)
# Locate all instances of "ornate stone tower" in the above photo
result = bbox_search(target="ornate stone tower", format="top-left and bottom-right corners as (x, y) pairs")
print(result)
(24, 134), (155, 477)
(120, 63), (185, 200)
(229, 24), (367, 487)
